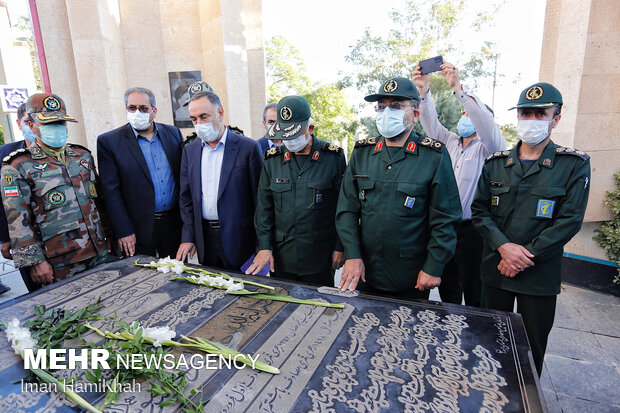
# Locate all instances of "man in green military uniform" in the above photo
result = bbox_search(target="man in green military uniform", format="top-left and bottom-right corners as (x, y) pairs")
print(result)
(180, 81), (245, 148)
(245, 96), (346, 286)
(336, 78), (462, 299)
(471, 82), (590, 375)
(1, 93), (109, 285)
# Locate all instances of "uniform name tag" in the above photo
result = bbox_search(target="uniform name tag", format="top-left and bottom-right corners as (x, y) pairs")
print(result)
(491, 196), (500, 206)
(4, 186), (18, 197)
(275, 178), (289, 184)
(536, 199), (555, 218)
(404, 196), (415, 208)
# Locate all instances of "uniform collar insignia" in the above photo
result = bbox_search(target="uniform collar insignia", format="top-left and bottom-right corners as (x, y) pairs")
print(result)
(283, 151), (291, 162)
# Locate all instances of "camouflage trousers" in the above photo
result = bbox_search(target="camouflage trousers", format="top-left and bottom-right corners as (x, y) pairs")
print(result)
(51, 247), (109, 281)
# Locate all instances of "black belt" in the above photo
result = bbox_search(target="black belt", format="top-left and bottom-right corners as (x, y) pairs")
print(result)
(154, 209), (175, 219)
(203, 220), (220, 229)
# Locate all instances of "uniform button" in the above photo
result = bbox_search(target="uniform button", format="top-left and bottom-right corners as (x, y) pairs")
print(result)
(387, 165), (392, 170)
(298, 176), (301, 179)
(521, 180), (526, 184)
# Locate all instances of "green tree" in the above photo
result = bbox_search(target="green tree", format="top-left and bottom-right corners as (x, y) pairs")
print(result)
(344, 0), (503, 133)
(15, 16), (42, 91)
(265, 36), (357, 151)
(594, 172), (620, 283)
(500, 124), (519, 147)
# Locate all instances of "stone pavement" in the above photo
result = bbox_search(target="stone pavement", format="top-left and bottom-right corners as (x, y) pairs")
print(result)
(1, 257), (618, 412)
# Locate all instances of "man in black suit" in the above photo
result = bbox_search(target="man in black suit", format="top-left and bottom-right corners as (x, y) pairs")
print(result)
(256, 103), (280, 154)
(176, 91), (262, 270)
(97, 87), (183, 259)
(0, 104), (36, 293)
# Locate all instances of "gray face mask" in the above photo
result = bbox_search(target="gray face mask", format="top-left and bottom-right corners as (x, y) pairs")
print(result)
(283, 133), (309, 152)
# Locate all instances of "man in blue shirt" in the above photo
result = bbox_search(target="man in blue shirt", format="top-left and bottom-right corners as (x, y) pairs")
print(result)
(97, 87), (184, 259)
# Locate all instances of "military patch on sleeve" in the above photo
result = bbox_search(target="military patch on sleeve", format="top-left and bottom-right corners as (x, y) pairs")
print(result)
(264, 146), (282, 160)
(2, 148), (27, 164)
(419, 137), (444, 152)
(555, 146), (589, 161)
(4, 175), (13, 185)
(354, 137), (377, 148)
(3, 186), (19, 197)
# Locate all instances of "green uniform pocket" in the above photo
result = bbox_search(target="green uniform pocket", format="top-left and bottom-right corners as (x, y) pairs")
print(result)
(269, 182), (292, 212)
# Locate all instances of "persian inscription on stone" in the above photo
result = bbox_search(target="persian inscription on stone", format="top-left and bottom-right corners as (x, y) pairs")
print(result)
(308, 312), (380, 412)
(193, 286), (288, 348)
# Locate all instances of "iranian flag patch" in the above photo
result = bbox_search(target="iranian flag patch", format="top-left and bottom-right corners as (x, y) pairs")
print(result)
(4, 186), (18, 197)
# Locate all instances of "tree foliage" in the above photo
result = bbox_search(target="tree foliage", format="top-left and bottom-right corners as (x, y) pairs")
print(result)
(343, 0), (503, 133)
(594, 172), (620, 283)
(265, 36), (357, 150)
(15, 16), (42, 91)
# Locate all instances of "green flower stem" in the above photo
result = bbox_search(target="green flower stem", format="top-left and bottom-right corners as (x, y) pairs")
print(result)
(135, 261), (274, 290)
(17, 350), (102, 413)
(85, 324), (279, 375)
(170, 275), (345, 309)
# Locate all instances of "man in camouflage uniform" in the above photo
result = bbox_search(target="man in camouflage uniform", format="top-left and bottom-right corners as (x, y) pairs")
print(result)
(180, 81), (245, 148)
(1, 93), (109, 285)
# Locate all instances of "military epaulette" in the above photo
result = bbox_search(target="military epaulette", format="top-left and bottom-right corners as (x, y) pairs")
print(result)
(322, 142), (343, 153)
(2, 149), (27, 164)
(418, 137), (444, 152)
(354, 137), (377, 147)
(485, 150), (511, 163)
(556, 146), (590, 161)
(264, 146), (282, 160)
(229, 125), (245, 136)
(68, 143), (91, 153)
(181, 132), (197, 148)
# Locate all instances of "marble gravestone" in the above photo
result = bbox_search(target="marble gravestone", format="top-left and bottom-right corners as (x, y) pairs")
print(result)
(0, 257), (545, 412)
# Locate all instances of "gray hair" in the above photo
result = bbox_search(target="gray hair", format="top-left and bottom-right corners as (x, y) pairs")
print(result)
(189, 91), (222, 109)
(124, 87), (156, 108)
(262, 103), (277, 121)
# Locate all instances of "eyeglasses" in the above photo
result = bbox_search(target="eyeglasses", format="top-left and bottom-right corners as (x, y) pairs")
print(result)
(126, 105), (152, 113)
(374, 102), (412, 112)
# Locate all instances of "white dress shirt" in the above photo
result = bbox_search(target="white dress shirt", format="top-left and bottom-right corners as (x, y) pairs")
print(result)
(201, 128), (227, 220)
(419, 86), (507, 220)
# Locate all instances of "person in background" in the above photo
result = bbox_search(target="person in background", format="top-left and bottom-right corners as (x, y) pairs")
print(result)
(97, 87), (183, 259)
(256, 103), (281, 154)
(413, 61), (507, 307)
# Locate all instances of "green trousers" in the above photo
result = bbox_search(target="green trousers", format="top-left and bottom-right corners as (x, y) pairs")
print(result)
(481, 282), (557, 376)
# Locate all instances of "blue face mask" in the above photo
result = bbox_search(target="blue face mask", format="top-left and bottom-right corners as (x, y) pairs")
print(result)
(457, 115), (476, 138)
(22, 124), (37, 143)
(376, 107), (406, 138)
(39, 123), (68, 148)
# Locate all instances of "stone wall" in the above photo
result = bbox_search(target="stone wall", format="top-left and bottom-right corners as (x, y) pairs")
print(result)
(540, 0), (619, 260)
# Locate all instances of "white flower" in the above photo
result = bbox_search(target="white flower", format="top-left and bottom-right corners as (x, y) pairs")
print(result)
(141, 326), (176, 347)
(226, 282), (244, 292)
(4, 318), (37, 354)
(156, 257), (185, 275)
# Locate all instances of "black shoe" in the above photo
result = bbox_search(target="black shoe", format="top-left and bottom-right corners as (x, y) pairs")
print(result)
(0, 283), (10, 295)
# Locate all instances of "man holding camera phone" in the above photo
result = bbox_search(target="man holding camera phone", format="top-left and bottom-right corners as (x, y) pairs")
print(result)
(413, 61), (507, 307)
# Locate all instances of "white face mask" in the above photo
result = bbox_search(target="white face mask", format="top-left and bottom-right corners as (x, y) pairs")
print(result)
(376, 107), (406, 138)
(195, 122), (220, 142)
(517, 119), (553, 146)
(127, 110), (152, 131)
(283, 133), (309, 153)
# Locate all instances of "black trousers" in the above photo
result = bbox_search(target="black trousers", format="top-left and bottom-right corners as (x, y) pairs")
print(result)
(135, 210), (182, 259)
(481, 282), (556, 376)
(357, 280), (430, 301)
(438, 220), (483, 306)
(271, 269), (334, 287)
(20, 267), (41, 293)
(200, 221), (236, 271)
